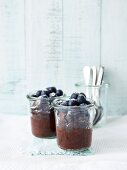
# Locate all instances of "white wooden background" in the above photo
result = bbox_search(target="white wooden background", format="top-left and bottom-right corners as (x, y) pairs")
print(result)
(0, 0), (127, 115)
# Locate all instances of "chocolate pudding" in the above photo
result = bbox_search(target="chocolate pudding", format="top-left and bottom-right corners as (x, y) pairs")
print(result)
(27, 87), (64, 138)
(55, 108), (93, 150)
(56, 128), (92, 150)
(54, 92), (94, 150)
(31, 109), (56, 138)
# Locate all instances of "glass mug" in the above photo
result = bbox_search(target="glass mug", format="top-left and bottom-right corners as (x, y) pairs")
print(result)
(75, 82), (109, 127)
(54, 102), (95, 151)
(27, 94), (56, 138)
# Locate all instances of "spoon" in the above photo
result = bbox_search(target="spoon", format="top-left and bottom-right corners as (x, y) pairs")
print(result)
(91, 66), (100, 125)
(96, 66), (104, 86)
(83, 66), (91, 86)
(93, 66), (104, 125)
(83, 66), (92, 98)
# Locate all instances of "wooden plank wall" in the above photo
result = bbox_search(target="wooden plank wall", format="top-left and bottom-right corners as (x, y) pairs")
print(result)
(0, 0), (26, 114)
(0, 0), (127, 115)
(101, 0), (127, 115)
(25, 0), (127, 115)
(26, 0), (100, 93)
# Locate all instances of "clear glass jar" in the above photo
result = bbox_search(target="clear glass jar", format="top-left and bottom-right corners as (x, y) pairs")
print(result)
(54, 103), (95, 151)
(75, 82), (109, 127)
(27, 95), (56, 138)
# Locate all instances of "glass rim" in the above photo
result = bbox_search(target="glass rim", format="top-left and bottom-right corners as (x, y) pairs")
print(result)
(26, 92), (66, 101)
(54, 103), (94, 109)
(75, 81), (110, 88)
(53, 97), (95, 109)
(26, 93), (40, 101)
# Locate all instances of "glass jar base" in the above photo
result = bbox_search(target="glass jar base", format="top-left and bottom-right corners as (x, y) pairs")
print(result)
(23, 137), (93, 156)
(57, 143), (91, 152)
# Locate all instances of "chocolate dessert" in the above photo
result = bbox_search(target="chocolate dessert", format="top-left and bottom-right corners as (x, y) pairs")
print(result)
(54, 92), (94, 150)
(27, 86), (64, 138)
(56, 128), (92, 150)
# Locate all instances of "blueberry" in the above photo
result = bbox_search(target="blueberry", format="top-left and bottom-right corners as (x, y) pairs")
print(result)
(36, 90), (42, 97)
(56, 89), (63, 96)
(61, 100), (69, 106)
(46, 86), (57, 93)
(31, 94), (38, 97)
(69, 99), (80, 106)
(85, 100), (91, 105)
(77, 94), (86, 104)
(79, 92), (86, 98)
(70, 93), (79, 99)
(41, 90), (50, 97)
(46, 87), (52, 93)
(31, 90), (42, 97)
(50, 92), (56, 97)
(51, 87), (57, 93)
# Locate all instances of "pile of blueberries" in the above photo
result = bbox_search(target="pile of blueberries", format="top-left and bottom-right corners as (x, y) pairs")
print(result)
(61, 92), (91, 106)
(31, 86), (63, 99)
(29, 87), (91, 107)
